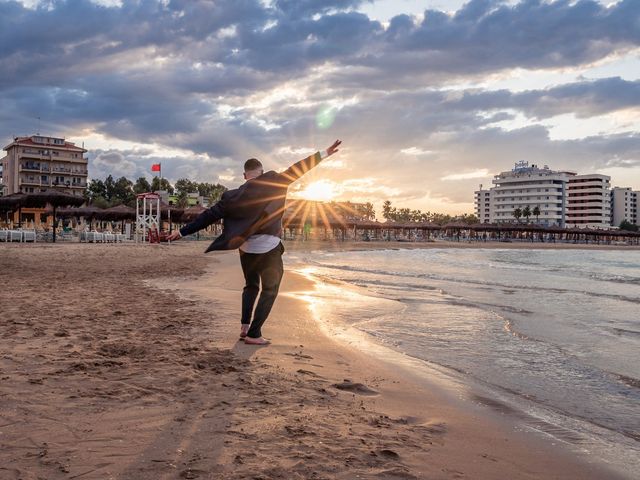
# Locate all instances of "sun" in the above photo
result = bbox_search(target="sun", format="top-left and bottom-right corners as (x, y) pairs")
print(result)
(296, 180), (337, 202)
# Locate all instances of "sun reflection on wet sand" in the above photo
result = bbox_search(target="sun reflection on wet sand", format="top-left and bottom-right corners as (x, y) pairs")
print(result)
(282, 266), (470, 398)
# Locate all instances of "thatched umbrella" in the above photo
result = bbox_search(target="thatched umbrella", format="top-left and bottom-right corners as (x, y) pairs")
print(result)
(23, 189), (85, 242)
(0, 193), (27, 227)
(95, 204), (136, 222)
(94, 204), (136, 233)
(179, 204), (207, 223)
(160, 202), (184, 232)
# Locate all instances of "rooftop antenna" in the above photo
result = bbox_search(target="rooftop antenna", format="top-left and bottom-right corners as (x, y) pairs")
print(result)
(36, 116), (41, 135)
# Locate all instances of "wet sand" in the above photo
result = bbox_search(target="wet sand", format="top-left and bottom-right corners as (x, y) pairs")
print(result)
(0, 241), (629, 479)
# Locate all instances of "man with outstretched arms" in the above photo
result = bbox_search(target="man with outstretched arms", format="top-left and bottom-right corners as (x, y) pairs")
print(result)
(168, 140), (342, 345)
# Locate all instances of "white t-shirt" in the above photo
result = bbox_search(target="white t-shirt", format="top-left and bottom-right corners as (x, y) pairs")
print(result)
(239, 234), (281, 254)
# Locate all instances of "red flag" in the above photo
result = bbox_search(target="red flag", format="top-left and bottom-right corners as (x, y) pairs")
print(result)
(151, 163), (161, 172)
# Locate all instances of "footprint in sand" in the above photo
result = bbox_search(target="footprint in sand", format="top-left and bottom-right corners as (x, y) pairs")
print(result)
(332, 380), (379, 396)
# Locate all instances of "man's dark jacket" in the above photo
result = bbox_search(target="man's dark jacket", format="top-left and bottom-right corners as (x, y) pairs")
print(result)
(180, 152), (323, 252)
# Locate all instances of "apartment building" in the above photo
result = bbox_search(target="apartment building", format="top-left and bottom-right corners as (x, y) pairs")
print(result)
(474, 186), (491, 224)
(566, 174), (611, 228)
(1, 135), (88, 196)
(611, 187), (638, 226)
(474, 162), (615, 228)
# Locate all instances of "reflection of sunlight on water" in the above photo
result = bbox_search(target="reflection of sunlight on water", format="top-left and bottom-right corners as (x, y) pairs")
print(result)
(283, 267), (469, 398)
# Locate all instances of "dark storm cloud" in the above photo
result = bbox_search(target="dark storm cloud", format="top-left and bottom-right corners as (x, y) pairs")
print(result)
(446, 77), (640, 119)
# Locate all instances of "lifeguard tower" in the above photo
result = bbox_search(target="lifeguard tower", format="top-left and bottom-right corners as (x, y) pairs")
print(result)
(135, 192), (161, 243)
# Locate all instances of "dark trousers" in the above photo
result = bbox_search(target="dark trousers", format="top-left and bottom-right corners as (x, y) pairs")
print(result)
(239, 243), (284, 338)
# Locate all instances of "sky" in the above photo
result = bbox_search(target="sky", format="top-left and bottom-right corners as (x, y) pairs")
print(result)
(1, 0), (639, 215)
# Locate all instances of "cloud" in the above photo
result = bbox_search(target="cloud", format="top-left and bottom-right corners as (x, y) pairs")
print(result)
(1, 0), (639, 214)
(441, 169), (491, 181)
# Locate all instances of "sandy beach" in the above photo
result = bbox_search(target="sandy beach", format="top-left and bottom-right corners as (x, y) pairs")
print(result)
(0, 241), (630, 479)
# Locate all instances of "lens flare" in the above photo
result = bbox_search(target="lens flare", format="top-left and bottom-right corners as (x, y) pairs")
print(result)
(315, 105), (337, 130)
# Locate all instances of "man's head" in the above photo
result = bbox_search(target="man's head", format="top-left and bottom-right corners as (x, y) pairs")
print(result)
(244, 158), (263, 180)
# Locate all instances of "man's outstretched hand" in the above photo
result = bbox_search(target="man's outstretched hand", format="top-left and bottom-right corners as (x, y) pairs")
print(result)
(167, 231), (182, 242)
(326, 139), (341, 156)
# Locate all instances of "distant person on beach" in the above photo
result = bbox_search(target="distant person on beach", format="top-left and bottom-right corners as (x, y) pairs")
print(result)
(168, 140), (342, 345)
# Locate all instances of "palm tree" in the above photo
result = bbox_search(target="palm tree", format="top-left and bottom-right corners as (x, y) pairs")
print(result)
(513, 207), (522, 223)
(533, 206), (541, 224)
(382, 200), (393, 220)
(523, 206), (531, 223)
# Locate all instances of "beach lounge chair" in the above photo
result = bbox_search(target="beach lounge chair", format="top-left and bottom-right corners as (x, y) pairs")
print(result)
(9, 230), (22, 242)
(21, 230), (36, 242)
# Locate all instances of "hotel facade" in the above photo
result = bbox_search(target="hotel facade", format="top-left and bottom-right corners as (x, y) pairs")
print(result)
(1, 135), (88, 196)
(1, 135), (88, 226)
(475, 161), (612, 228)
(611, 187), (638, 227)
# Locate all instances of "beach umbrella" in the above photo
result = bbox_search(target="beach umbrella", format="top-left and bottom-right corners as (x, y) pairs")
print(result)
(94, 204), (136, 233)
(59, 205), (104, 231)
(95, 204), (136, 222)
(179, 204), (207, 223)
(23, 189), (85, 242)
(160, 202), (184, 232)
(0, 192), (28, 226)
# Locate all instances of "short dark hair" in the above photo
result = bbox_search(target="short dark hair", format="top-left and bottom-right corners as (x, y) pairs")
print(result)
(244, 158), (263, 172)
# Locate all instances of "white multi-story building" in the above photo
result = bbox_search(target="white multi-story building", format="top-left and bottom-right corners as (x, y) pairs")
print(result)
(474, 185), (491, 223)
(483, 161), (570, 227)
(566, 174), (611, 228)
(474, 162), (615, 228)
(611, 187), (638, 227)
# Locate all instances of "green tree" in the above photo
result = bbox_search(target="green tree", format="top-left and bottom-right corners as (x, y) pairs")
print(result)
(533, 206), (541, 223)
(619, 220), (639, 232)
(112, 176), (135, 206)
(91, 195), (109, 208)
(104, 175), (116, 202)
(151, 177), (174, 194)
(133, 176), (151, 194)
(513, 207), (523, 223)
(382, 201), (393, 220)
(175, 190), (189, 208)
(199, 183), (227, 204)
(431, 213), (453, 225)
(86, 179), (106, 203)
(396, 208), (413, 222)
(456, 213), (479, 225)
(363, 202), (376, 221)
(175, 178), (198, 195)
(522, 206), (531, 223)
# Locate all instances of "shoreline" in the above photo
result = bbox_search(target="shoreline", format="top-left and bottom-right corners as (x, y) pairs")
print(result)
(170, 245), (629, 479)
(286, 259), (640, 478)
(283, 238), (640, 251)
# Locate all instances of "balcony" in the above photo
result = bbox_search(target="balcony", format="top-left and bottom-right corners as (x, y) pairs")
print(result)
(20, 178), (46, 186)
(50, 167), (88, 175)
(19, 164), (41, 172)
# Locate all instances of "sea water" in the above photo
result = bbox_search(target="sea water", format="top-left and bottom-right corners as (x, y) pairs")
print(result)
(287, 247), (640, 475)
